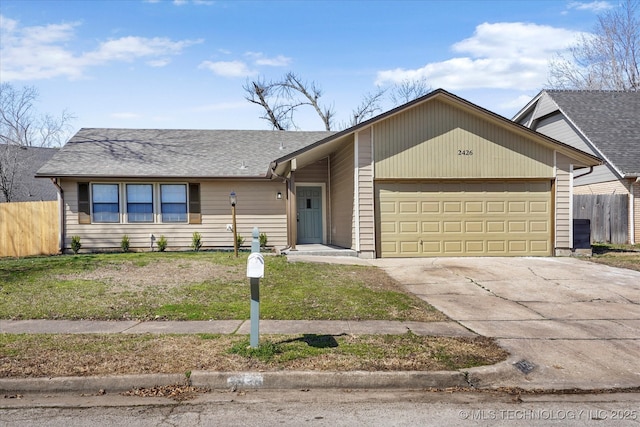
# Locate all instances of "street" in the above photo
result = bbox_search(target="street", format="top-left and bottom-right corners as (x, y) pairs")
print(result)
(2, 389), (639, 426)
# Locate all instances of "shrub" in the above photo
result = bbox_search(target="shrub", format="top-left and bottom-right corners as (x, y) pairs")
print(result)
(191, 232), (202, 251)
(259, 232), (268, 248)
(121, 235), (130, 252)
(157, 235), (168, 252)
(70, 235), (82, 255)
(237, 234), (245, 248)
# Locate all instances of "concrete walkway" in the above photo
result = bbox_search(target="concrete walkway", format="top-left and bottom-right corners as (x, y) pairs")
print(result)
(0, 319), (473, 337)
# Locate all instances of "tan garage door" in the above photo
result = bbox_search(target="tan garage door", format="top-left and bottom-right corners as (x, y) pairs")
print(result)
(378, 181), (552, 257)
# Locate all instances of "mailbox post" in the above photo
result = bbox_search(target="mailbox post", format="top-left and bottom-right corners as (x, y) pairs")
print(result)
(246, 227), (263, 348)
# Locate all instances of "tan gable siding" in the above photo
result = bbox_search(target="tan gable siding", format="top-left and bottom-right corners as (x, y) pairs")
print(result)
(296, 158), (329, 183)
(329, 140), (355, 248)
(555, 153), (573, 252)
(374, 99), (554, 179)
(356, 128), (375, 256)
(61, 179), (287, 252)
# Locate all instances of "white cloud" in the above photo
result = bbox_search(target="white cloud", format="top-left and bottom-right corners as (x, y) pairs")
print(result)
(0, 15), (201, 81)
(245, 52), (292, 67)
(199, 60), (257, 77)
(376, 22), (583, 91)
(567, 1), (614, 12)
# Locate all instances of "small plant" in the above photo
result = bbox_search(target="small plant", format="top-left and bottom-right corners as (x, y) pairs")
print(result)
(229, 340), (280, 362)
(191, 232), (202, 251)
(70, 235), (82, 254)
(121, 235), (130, 252)
(157, 235), (168, 252)
(236, 234), (245, 248)
(259, 232), (268, 248)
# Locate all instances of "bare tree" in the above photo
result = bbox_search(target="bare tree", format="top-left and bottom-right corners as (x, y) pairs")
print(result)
(349, 87), (387, 126)
(0, 83), (74, 201)
(243, 72), (335, 130)
(548, 0), (639, 91)
(389, 77), (432, 105)
(245, 73), (431, 131)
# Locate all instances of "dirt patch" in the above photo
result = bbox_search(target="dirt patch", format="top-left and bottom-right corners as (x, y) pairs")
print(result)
(55, 260), (243, 292)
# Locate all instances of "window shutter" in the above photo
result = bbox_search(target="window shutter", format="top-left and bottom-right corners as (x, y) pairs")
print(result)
(78, 182), (91, 224)
(188, 183), (201, 224)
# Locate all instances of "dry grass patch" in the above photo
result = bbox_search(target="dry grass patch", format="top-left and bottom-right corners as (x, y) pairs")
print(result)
(0, 333), (507, 378)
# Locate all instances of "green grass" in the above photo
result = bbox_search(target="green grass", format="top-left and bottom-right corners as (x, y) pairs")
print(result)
(0, 252), (444, 322)
(0, 333), (507, 377)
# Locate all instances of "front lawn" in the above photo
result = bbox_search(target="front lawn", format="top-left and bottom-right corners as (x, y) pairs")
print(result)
(0, 252), (445, 322)
(587, 243), (640, 272)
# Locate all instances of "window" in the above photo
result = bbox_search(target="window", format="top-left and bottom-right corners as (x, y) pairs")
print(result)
(92, 183), (120, 223)
(126, 184), (153, 223)
(160, 184), (187, 222)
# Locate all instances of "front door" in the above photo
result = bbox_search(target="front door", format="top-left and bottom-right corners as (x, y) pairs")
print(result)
(297, 186), (323, 244)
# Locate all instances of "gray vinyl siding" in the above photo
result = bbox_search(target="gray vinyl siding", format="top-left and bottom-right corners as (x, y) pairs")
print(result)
(532, 93), (558, 118)
(535, 113), (598, 157)
(356, 128), (375, 254)
(574, 164), (621, 186)
(329, 140), (355, 249)
(555, 153), (573, 251)
(61, 179), (287, 251)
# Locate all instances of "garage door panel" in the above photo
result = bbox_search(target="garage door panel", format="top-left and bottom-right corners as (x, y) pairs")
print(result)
(378, 181), (551, 257)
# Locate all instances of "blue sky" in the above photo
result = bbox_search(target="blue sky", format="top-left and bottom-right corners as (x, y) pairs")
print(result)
(0, 0), (616, 135)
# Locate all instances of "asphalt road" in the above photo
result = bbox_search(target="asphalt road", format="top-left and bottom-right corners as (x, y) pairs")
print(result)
(2, 390), (639, 426)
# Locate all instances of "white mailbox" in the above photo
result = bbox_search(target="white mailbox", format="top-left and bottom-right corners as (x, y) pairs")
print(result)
(246, 253), (264, 278)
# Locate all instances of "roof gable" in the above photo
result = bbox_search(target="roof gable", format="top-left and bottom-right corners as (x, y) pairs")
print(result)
(518, 90), (640, 176)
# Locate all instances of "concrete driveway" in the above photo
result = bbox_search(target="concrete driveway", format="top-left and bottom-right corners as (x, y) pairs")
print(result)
(372, 256), (640, 390)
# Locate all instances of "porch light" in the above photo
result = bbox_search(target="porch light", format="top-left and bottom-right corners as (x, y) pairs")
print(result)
(276, 191), (282, 200)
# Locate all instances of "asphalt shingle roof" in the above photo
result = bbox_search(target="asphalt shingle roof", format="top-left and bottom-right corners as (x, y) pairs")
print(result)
(545, 90), (640, 176)
(0, 145), (58, 202)
(36, 128), (336, 178)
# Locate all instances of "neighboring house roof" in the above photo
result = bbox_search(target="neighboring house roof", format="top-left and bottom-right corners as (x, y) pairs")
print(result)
(0, 145), (59, 202)
(514, 90), (640, 177)
(36, 128), (335, 179)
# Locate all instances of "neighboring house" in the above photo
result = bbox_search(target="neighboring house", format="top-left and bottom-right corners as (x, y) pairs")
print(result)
(513, 90), (640, 244)
(0, 145), (59, 202)
(36, 89), (600, 257)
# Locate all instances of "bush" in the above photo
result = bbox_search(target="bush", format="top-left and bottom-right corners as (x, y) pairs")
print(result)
(191, 232), (202, 251)
(157, 235), (167, 252)
(259, 232), (268, 248)
(70, 235), (82, 255)
(121, 235), (130, 252)
(236, 234), (245, 248)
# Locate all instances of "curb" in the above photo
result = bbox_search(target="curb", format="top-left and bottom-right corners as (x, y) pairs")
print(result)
(0, 370), (469, 394)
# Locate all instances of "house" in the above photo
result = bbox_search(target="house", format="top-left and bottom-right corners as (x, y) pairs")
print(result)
(513, 90), (640, 244)
(0, 145), (59, 202)
(36, 89), (600, 257)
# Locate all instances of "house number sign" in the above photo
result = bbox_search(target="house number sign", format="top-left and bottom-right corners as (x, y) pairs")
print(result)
(458, 149), (474, 156)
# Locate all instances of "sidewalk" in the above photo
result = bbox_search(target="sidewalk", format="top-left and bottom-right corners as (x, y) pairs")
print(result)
(0, 319), (475, 337)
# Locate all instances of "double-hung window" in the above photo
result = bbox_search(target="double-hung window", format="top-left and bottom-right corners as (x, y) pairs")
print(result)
(160, 184), (187, 222)
(92, 183), (120, 223)
(126, 184), (153, 222)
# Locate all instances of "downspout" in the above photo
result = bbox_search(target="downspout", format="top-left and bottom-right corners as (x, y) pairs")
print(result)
(50, 178), (65, 254)
(573, 166), (594, 180)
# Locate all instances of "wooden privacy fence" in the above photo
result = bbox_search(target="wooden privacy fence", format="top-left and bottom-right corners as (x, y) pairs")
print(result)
(573, 194), (628, 244)
(0, 201), (59, 257)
